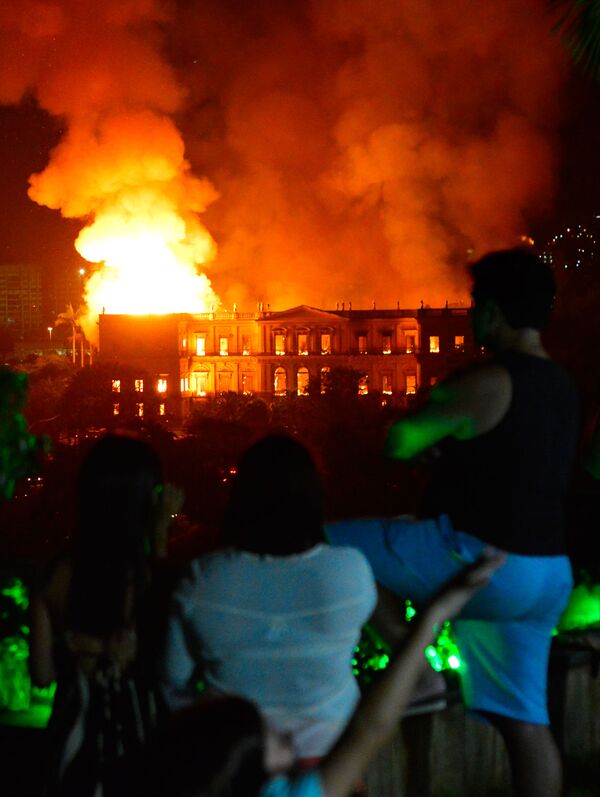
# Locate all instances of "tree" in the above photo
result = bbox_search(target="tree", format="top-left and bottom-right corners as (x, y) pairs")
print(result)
(55, 303), (86, 366)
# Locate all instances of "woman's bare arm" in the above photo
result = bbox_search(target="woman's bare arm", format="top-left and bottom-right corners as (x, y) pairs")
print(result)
(319, 551), (506, 797)
(30, 593), (57, 687)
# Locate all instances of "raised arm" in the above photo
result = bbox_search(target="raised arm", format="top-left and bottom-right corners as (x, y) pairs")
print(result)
(30, 592), (57, 688)
(319, 551), (506, 797)
(386, 365), (512, 460)
(29, 559), (70, 688)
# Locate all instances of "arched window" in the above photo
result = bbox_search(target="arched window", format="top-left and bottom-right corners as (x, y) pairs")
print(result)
(320, 366), (331, 394)
(297, 367), (309, 396)
(274, 367), (287, 395)
(194, 370), (209, 396)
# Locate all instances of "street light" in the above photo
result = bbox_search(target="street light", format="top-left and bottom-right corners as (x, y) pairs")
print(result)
(47, 326), (53, 342)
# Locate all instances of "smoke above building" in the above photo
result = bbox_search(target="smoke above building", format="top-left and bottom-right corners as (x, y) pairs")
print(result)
(0, 0), (567, 318)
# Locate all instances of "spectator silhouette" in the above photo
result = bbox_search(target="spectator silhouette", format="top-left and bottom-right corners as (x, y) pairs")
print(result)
(161, 435), (376, 761)
(328, 249), (579, 797)
(30, 433), (182, 796)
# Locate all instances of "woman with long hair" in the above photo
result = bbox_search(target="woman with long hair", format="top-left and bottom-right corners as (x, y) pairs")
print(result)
(30, 433), (182, 795)
(161, 435), (377, 763)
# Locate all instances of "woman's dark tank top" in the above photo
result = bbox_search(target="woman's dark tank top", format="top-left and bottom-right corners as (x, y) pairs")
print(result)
(422, 352), (579, 555)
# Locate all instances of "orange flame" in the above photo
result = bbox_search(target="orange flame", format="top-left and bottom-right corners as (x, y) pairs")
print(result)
(27, 111), (220, 330)
(77, 188), (218, 318)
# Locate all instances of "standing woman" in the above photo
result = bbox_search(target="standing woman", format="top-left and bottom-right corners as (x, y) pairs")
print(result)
(161, 435), (377, 763)
(30, 434), (182, 796)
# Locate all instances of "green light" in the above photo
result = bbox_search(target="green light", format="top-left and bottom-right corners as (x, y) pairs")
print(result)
(425, 644), (443, 672)
(1, 580), (29, 611)
(447, 655), (461, 670)
(557, 582), (600, 632)
(0, 636), (31, 711)
(405, 600), (416, 621)
(32, 682), (56, 701)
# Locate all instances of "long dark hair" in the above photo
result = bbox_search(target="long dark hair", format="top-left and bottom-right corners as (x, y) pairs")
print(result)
(221, 435), (324, 556)
(140, 697), (266, 797)
(66, 434), (162, 638)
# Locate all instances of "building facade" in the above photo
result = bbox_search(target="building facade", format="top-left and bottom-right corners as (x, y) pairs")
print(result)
(99, 305), (474, 418)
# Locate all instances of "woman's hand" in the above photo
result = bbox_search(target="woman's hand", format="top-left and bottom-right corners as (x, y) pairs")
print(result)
(426, 548), (506, 627)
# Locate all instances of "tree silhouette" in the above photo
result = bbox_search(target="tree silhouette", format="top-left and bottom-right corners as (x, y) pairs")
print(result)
(55, 303), (86, 365)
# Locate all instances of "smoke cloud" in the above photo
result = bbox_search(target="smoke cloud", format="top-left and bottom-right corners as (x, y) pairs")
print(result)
(1, 0), (567, 311)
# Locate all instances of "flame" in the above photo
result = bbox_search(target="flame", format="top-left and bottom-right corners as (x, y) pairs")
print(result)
(76, 188), (218, 319)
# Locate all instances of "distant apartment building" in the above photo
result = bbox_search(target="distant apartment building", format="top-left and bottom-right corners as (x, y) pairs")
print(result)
(98, 305), (474, 418)
(0, 263), (43, 336)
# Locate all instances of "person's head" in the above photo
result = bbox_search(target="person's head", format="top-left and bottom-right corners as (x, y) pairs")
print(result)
(221, 435), (324, 556)
(67, 433), (163, 637)
(470, 248), (556, 347)
(139, 696), (291, 797)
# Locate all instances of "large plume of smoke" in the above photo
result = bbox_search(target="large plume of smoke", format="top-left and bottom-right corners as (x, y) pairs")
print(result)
(1, 0), (566, 312)
(176, 0), (567, 308)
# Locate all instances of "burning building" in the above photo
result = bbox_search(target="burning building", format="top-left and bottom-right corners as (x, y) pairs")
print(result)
(98, 304), (474, 418)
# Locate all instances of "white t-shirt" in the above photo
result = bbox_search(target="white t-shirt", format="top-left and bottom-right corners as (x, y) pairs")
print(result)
(162, 544), (376, 757)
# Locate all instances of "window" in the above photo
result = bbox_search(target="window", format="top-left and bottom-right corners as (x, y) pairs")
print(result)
(180, 377), (189, 393)
(382, 374), (392, 395)
(358, 334), (367, 354)
(241, 373), (254, 395)
(194, 372), (209, 396)
(406, 374), (417, 395)
(382, 334), (392, 355)
(157, 378), (167, 393)
(136, 402), (144, 417)
(113, 403), (119, 416)
(159, 403), (165, 416)
(320, 333), (331, 355)
(429, 336), (440, 353)
(274, 366), (287, 395)
(454, 335), (465, 351)
(320, 366), (330, 394)
(275, 333), (286, 356)
(242, 335), (251, 355)
(297, 367), (309, 396)
(298, 333), (308, 355)
(218, 371), (232, 392)
(196, 336), (206, 356)
(358, 375), (369, 395)
(181, 337), (187, 350)
(134, 379), (144, 393)
(111, 379), (120, 393)
(219, 336), (228, 356)
(405, 334), (416, 354)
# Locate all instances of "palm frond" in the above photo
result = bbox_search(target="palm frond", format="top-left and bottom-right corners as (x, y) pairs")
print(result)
(550, 0), (600, 81)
